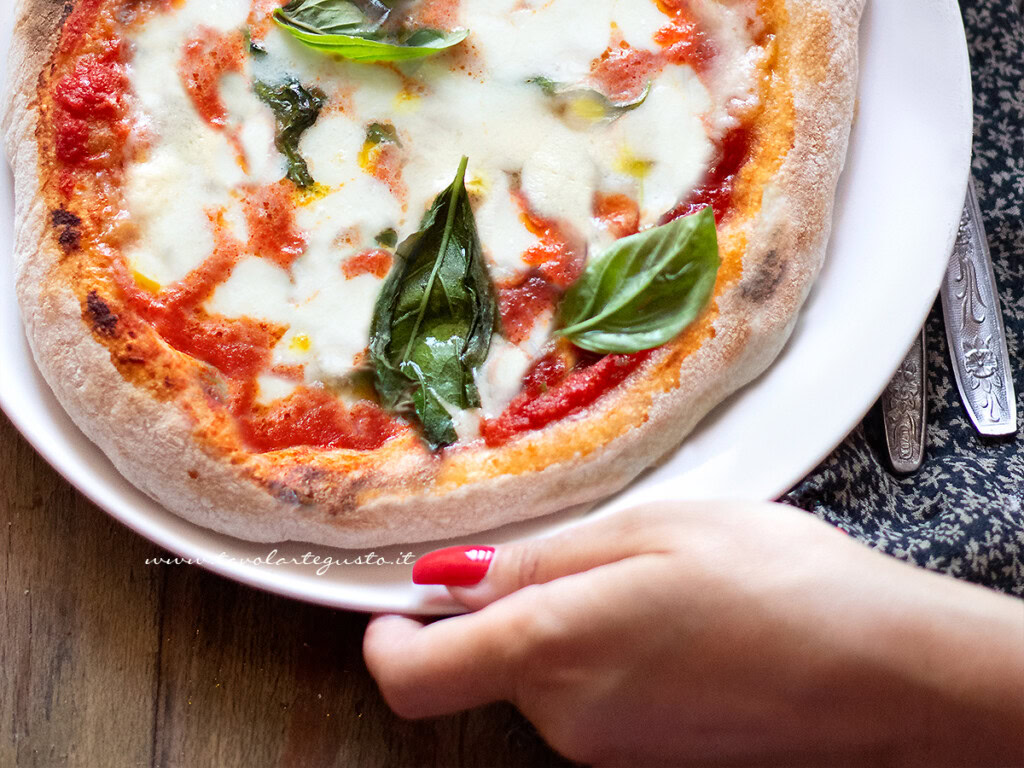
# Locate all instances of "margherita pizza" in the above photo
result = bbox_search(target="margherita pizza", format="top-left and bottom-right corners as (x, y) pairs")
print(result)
(3, 0), (864, 546)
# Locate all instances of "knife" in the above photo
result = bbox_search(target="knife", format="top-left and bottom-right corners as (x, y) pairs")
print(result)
(940, 177), (1018, 437)
(882, 328), (927, 473)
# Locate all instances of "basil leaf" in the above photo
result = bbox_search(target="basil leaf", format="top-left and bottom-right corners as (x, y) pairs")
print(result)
(275, 23), (469, 63)
(243, 27), (268, 56)
(274, 0), (378, 35)
(559, 206), (719, 354)
(366, 122), (400, 146)
(274, 0), (468, 63)
(374, 228), (398, 248)
(527, 77), (651, 123)
(369, 157), (496, 449)
(254, 78), (326, 188)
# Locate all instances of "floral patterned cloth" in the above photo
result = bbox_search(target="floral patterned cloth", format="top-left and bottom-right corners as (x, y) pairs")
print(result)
(782, 0), (1024, 596)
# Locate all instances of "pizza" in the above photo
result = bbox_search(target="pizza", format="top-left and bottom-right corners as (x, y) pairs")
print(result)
(3, 0), (864, 547)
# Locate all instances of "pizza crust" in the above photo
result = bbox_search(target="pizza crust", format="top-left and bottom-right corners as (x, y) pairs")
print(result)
(4, 0), (865, 548)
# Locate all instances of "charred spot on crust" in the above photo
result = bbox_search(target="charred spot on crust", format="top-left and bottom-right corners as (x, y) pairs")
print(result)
(58, 228), (81, 252)
(266, 481), (305, 506)
(51, 207), (82, 253)
(741, 249), (785, 304)
(86, 290), (118, 337)
(267, 466), (344, 507)
(51, 208), (80, 227)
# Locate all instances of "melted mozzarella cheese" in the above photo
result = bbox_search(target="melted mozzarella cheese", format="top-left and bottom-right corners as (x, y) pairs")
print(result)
(606, 66), (714, 223)
(220, 73), (286, 183)
(690, 0), (768, 137)
(521, 134), (598, 240)
(207, 257), (293, 326)
(475, 316), (554, 420)
(125, 1), (263, 285)
(123, 0), (760, 410)
(474, 170), (539, 281)
(471, 0), (671, 83)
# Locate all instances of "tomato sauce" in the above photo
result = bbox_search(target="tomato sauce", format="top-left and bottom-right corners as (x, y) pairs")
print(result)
(59, 0), (107, 56)
(247, 0), (286, 42)
(481, 350), (653, 447)
(654, 1), (717, 74)
(521, 350), (571, 397)
(661, 125), (753, 224)
(178, 27), (246, 128)
(412, 0), (462, 29)
(240, 388), (401, 453)
(342, 249), (393, 279)
(362, 142), (408, 202)
(495, 192), (585, 344)
(515, 192), (584, 289)
(589, 41), (663, 102)
(497, 275), (559, 345)
(593, 193), (641, 239)
(116, 221), (261, 375)
(242, 182), (307, 270)
(52, 45), (128, 169)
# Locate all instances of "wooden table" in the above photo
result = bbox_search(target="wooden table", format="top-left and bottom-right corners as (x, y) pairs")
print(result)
(0, 413), (573, 767)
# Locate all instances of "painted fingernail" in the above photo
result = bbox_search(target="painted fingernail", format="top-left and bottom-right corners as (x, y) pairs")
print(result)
(412, 546), (495, 586)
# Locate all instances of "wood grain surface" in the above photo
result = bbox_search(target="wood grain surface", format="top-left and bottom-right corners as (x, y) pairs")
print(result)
(0, 413), (574, 768)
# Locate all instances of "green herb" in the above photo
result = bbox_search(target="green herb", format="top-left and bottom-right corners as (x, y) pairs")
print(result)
(366, 122), (400, 147)
(375, 228), (398, 248)
(243, 27), (267, 56)
(254, 78), (326, 189)
(369, 157), (496, 449)
(527, 77), (651, 123)
(558, 206), (719, 354)
(274, 0), (468, 64)
(274, 0), (372, 35)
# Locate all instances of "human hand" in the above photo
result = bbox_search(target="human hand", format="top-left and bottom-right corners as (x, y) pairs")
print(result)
(364, 502), (1024, 767)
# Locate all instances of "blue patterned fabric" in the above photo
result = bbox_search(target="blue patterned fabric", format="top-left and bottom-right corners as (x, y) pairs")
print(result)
(782, 0), (1024, 596)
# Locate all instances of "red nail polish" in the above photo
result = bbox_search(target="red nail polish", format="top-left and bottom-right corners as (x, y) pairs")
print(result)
(412, 546), (495, 586)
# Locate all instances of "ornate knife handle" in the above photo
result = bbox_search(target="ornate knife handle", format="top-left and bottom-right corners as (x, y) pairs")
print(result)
(939, 178), (1018, 437)
(882, 330), (927, 473)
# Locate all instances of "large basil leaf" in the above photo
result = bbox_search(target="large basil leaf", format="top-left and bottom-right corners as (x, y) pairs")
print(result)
(274, 0), (468, 64)
(369, 157), (496, 449)
(254, 78), (325, 188)
(528, 76), (651, 123)
(273, 0), (377, 35)
(559, 206), (719, 354)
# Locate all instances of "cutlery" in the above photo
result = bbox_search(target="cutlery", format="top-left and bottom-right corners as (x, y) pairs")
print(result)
(940, 177), (1017, 437)
(882, 329), (927, 473)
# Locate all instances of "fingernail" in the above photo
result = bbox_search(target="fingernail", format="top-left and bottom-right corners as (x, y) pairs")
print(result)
(412, 546), (495, 586)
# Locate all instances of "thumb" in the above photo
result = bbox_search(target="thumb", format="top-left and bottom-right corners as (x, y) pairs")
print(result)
(412, 504), (683, 611)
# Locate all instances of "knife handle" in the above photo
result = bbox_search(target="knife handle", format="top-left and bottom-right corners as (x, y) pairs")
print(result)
(940, 178), (1018, 437)
(882, 329), (927, 473)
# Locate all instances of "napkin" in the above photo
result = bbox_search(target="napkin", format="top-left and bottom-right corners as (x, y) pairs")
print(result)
(783, 0), (1024, 597)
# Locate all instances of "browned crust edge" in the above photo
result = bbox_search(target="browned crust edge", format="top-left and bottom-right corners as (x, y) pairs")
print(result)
(3, 0), (865, 548)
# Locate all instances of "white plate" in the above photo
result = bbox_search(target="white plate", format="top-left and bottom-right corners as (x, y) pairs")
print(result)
(0, 0), (972, 614)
